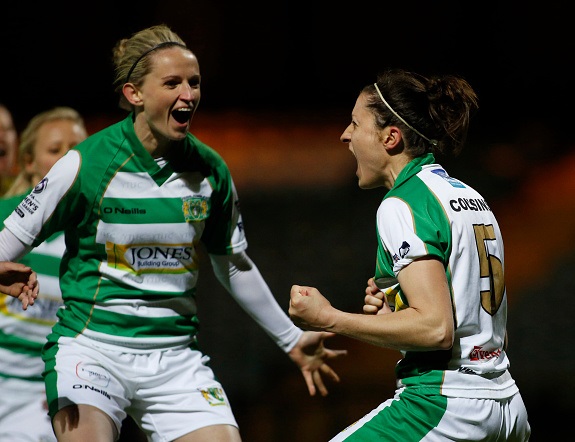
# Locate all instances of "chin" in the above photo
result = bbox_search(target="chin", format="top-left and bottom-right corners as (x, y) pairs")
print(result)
(168, 130), (188, 140)
(358, 179), (378, 190)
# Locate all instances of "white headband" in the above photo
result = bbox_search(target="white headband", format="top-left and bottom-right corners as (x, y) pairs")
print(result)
(373, 83), (438, 146)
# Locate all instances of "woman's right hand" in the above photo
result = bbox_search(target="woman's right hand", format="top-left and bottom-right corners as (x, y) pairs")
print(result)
(364, 277), (393, 315)
(0, 261), (39, 310)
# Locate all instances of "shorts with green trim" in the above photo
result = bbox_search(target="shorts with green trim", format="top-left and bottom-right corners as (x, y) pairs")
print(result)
(42, 336), (238, 441)
(329, 386), (530, 441)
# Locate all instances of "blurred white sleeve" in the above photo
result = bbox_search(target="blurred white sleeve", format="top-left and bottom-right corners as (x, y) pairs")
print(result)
(0, 228), (34, 261)
(210, 251), (303, 352)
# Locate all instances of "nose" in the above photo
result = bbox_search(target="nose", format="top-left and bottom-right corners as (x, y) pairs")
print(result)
(180, 82), (198, 102)
(340, 124), (352, 143)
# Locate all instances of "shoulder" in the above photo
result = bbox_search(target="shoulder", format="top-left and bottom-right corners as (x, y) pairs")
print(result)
(183, 133), (232, 181)
(187, 133), (227, 165)
(74, 117), (129, 155)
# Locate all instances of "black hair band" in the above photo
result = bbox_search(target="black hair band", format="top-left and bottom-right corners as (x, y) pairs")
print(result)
(125, 41), (187, 83)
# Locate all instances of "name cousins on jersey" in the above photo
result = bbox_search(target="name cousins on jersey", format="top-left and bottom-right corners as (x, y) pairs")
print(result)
(449, 198), (491, 212)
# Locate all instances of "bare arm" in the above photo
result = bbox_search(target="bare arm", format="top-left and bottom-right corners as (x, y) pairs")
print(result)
(289, 257), (454, 352)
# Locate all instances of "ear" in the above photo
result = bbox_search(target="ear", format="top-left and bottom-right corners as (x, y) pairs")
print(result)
(122, 83), (143, 106)
(22, 152), (34, 173)
(382, 126), (403, 151)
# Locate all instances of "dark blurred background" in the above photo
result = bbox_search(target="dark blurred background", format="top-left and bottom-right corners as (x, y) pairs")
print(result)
(2, 2), (573, 440)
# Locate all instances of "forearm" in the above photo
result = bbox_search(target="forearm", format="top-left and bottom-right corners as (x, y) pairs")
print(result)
(320, 306), (452, 352)
(0, 228), (33, 261)
(210, 252), (303, 352)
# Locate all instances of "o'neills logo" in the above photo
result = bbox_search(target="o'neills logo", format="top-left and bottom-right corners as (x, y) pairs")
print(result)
(102, 206), (147, 214)
(182, 196), (210, 222)
(469, 345), (501, 362)
(106, 242), (195, 274)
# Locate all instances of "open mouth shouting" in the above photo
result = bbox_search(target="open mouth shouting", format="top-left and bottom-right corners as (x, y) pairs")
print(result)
(172, 107), (192, 124)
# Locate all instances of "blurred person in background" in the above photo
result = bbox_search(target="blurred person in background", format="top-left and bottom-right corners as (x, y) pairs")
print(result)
(0, 106), (147, 442)
(0, 103), (18, 194)
(0, 106), (88, 442)
(289, 68), (530, 441)
(0, 24), (346, 441)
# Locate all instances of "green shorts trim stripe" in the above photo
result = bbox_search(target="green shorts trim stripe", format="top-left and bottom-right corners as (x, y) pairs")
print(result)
(339, 389), (447, 441)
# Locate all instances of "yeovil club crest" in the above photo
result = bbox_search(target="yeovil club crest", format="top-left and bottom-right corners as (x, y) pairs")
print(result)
(182, 196), (210, 222)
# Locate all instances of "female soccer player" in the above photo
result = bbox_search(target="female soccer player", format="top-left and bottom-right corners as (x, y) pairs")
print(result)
(289, 68), (531, 441)
(0, 25), (345, 441)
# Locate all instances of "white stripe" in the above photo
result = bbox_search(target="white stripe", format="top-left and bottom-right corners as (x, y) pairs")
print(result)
(95, 221), (196, 244)
(104, 171), (213, 199)
(94, 296), (197, 317)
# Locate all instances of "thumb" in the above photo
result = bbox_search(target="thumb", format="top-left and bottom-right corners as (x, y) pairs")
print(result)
(291, 285), (311, 297)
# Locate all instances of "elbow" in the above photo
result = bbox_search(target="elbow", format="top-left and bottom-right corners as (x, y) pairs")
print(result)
(437, 334), (454, 350)
(426, 318), (453, 350)
(435, 324), (454, 350)
(433, 311), (455, 350)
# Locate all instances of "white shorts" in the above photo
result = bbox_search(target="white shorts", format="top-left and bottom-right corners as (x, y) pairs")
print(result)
(329, 386), (531, 441)
(0, 377), (57, 442)
(43, 336), (238, 442)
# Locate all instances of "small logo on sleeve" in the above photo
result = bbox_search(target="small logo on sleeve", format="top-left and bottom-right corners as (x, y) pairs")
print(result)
(393, 241), (411, 262)
(33, 177), (49, 193)
(431, 168), (465, 188)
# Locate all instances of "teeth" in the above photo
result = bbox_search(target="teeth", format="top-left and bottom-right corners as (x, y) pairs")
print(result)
(172, 108), (192, 124)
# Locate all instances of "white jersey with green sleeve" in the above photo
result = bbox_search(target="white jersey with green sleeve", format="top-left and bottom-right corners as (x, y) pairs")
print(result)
(374, 153), (518, 399)
(0, 190), (64, 380)
(4, 115), (247, 350)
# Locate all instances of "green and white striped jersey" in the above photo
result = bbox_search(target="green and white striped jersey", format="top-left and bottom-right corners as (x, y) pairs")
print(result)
(374, 153), (518, 399)
(5, 115), (247, 350)
(0, 190), (64, 381)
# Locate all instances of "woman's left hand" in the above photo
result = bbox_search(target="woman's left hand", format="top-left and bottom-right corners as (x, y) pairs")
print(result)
(288, 330), (347, 396)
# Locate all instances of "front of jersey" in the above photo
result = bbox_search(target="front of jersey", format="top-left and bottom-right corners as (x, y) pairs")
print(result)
(374, 153), (518, 399)
(4, 115), (247, 350)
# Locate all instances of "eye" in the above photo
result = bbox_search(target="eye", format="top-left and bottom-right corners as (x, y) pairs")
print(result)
(48, 146), (63, 155)
(188, 75), (201, 88)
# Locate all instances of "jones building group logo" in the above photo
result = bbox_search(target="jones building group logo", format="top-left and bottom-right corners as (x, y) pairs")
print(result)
(106, 242), (195, 274)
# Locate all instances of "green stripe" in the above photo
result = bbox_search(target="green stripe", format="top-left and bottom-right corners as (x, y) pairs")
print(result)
(100, 197), (185, 224)
(343, 387), (447, 441)
(42, 339), (60, 418)
(0, 330), (43, 355)
(0, 372), (43, 382)
(19, 253), (61, 277)
(54, 305), (199, 339)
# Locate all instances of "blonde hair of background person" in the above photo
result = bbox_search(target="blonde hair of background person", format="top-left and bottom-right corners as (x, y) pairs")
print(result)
(0, 106), (87, 442)
(0, 103), (18, 195)
(4, 106), (86, 197)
